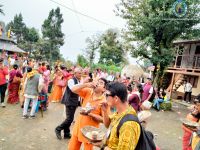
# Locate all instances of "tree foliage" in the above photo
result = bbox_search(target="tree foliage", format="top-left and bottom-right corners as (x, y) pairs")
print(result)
(85, 35), (100, 68)
(77, 54), (89, 67)
(42, 7), (64, 62)
(0, 4), (4, 15)
(98, 29), (126, 66)
(116, 0), (200, 87)
(6, 13), (26, 43)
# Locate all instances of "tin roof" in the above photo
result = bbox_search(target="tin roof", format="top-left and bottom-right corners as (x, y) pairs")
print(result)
(0, 37), (26, 53)
(173, 39), (200, 45)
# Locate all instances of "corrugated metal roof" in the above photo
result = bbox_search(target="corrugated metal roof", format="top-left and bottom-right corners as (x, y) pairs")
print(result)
(0, 40), (26, 53)
(173, 39), (200, 44)
(0, 36), (16, 44)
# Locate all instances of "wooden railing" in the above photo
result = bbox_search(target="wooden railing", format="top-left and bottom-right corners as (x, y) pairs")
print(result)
(168, 54), (200, 69)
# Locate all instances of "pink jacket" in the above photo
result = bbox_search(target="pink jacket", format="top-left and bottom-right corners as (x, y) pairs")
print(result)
(0, 67), (8, 85)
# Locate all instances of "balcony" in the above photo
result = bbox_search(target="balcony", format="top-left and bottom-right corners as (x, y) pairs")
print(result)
(168, 54), (200, 74)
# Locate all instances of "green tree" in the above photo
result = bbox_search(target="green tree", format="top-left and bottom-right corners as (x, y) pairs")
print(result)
(99, 29), (125, 66)
(0, 4), (4, 15)
(6, 13), (26, 43)
(85, 35), (100, 68)
(77, 54), (89, 67)
(116, 0), (200, 87)
(42, 7), (64, 63)
(31, 38), (51, 60)
(19, 27), (39, 55)
(23, 27), (39, 43)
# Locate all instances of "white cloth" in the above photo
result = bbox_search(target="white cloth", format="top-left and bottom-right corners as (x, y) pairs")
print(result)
(67, 77), (81, 101)
(10, 58), (15, 65)
(149, 87), (154, 94)
(184, 83), (192, 92)
(107, 75), (115, 82)
(68, 78), (79, 90)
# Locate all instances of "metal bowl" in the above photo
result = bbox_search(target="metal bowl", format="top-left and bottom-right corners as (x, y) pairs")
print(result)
(180, 118), (200, 128)
(81, 126), (105, 142)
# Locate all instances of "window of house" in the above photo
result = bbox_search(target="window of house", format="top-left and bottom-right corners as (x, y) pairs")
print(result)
(195, 45), (200, 54)
(187, 76), (199, 88)
(178, 46), (184, 55)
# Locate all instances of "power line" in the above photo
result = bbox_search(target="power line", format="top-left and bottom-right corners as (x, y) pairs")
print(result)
(65, 30), (104, 38)
(48, 0), (119, 28)
(71, 0), (83, 32)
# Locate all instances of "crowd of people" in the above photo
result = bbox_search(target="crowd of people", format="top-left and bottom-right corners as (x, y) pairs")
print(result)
(0, 52), (200, 150)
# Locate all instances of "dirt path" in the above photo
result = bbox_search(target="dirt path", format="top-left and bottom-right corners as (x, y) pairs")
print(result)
(0, 102), (189, 150)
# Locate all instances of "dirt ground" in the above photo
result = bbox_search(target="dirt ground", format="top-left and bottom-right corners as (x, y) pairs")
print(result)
(0, 102), (189, 150)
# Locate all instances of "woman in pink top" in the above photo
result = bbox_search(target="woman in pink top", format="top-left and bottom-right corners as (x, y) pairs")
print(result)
(0, 58), (9, 107)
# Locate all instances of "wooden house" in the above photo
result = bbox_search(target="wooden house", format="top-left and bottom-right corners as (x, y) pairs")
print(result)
(0, 22), (25, 54)
(166, 39), (200, 99)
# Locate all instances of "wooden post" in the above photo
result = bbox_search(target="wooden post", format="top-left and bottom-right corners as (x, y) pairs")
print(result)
(169, 72), (175, 99)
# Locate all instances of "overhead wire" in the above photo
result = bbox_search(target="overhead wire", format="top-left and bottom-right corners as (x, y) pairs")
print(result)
(48, 0), (120, 28)
(71, 0), (83, 32)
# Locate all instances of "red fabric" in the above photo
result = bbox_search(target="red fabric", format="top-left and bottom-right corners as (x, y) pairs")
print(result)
(142, 83), (152, 102)
(0, 67), (8, 85)
(128, 93), (140, 112)
(182, 114), (198, 150)
(156, 146), (161, 150)
(182, 129), (192, 150)
(7, 82), (20, 104)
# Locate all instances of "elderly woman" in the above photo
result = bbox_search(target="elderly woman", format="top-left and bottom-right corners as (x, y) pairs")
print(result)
(7, 64), (23, 104)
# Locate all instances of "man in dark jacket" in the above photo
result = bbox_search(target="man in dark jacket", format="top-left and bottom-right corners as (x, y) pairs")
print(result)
(55, 68), (82, 139)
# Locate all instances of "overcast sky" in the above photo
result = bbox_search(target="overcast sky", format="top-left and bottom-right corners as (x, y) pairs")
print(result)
(1, 0), (137, 64)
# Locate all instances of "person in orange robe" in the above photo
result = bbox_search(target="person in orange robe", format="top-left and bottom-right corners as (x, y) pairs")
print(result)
(49, 68), (65, 103)
(68, 78), (108, 150)
(182, 101), (200, 150)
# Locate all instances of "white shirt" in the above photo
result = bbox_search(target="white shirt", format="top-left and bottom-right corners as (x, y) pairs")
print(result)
(68, 78), (79, 90)
(184, 83), (192, 92)
(67, 77), (81, 101)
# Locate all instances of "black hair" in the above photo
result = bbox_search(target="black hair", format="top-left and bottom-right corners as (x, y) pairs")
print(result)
(13, 64), (18, 70)
(137, 84), (144, 94)
(60, 65), (65, 70)
(99, 78), (108, 88)
(127, 84), (132, 92)
(27, 67), (32, 73)
(162, 91), (166, 97)
(42, 62), (45, 66)
(106, 82), (128, 103)
(0, 58), (3, 62)
(46, 65), (50, 70)
(194, 94), (200, 104)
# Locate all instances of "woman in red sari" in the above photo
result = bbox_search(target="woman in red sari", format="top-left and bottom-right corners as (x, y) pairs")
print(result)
(7, 64), (23, 104)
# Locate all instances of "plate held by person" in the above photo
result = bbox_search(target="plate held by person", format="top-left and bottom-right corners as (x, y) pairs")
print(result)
(180, 118), (200, 129)
(81, 126), (105, 142)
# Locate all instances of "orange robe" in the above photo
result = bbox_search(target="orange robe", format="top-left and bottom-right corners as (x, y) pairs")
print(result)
(68, 88), (105, 150)
(182, 114), (198, 150)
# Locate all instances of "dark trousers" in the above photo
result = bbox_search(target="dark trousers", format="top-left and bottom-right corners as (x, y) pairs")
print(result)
(56, 105), (77, 136)
(0, 83), (7, 103)
(184, 92), (192, 102)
